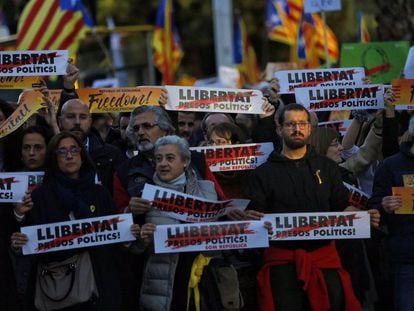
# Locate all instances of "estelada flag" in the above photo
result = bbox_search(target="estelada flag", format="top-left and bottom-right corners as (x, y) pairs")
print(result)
(16, 0), (94, 56)
(295, 12), (320, 68)
(266, 0), (300, 46)
(233, 16), (261, 85)
(152, 0), (183, 85)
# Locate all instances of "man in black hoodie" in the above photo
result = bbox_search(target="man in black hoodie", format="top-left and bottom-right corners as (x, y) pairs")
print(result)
(246, 103), (361, 311)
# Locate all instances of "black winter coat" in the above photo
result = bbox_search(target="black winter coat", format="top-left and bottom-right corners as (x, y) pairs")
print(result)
(245, 145), (349, 250)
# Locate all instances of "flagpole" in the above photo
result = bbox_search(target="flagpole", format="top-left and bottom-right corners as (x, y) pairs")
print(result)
(321, 10), (330, 68)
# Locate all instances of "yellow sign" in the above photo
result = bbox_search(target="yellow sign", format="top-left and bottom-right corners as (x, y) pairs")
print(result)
(0, 91), (44, 138)
(0, 87), (163, 139)
(392, 187), (414, 214)
(0, 76), (43, 89)
(392, 79), (414, 105)
(77, 87), (163, 113)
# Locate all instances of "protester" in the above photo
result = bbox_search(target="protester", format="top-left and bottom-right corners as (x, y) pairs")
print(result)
(10, 131), (139, 310)
(207, 122), (245, 146)
(57, 61), (125, 195)
(19, 126), (52, 171)
(369, 123), (414, 310)
(58, 99), (124, 194)
(138, 135), (219, 310)
(176, 111), (196, 141)
(113, 105), (225, 310)
(109, 112), (136, 158)
(308, 126), (381, 306)
(245, 103), (362, 311)
(199, 112), (235, 146)
(10, 126), (52, 309)
(91, 113), (121, 144)
(309, 125), (382, 192)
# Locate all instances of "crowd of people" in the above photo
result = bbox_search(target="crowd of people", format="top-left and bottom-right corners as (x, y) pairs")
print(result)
(0, 60), (412, 311)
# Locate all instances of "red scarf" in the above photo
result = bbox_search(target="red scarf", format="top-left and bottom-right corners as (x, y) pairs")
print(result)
(256, 242), (361, 311)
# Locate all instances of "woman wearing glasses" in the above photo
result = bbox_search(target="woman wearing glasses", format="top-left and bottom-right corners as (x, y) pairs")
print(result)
(10, 131), (136, 310)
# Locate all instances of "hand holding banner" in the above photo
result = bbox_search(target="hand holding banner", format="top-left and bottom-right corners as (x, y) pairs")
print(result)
(190, 143), (274, 172)
(0, 50), (68, 76)
(154, 220), (269, 254)
(295, 84), (384, 112)
(263, 211), (371, 241)
(0, 173), (29, 203)
(275, 67), (365, 93)
(165, 85), (264, 114)
(21, 214), (135, 255)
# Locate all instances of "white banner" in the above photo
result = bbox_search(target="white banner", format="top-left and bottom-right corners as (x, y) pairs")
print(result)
(165, 85), (264, 114)
(275, 67), (365, 93)
(295, 84), (384, 111)
(154, 220), (269, 254)
(0, 50), (68, 76)
(21, 214), (135, 255)
(0, 172), (44, 203)
(263, 211), (371, 241)
(0, 173), (28, 202)
(190, 143), (274, 172)
(142, 184), (249, 223)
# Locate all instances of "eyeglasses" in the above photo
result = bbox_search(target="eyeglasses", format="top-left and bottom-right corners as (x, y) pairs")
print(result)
(282, 121), (310, 130)
(132, 122), (158, 132)
(329, 141), (341, 148)
(55, 147), (82, 157)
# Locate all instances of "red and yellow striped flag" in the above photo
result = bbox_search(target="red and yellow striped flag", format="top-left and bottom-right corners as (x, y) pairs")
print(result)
(152, 0), (183, 85)
(16, 0), (94, 56)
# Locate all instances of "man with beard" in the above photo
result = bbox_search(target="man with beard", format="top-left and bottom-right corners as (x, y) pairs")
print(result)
(58, 98), (124, 194)
(177, 111), (196, 141)
(112, 105), (225, 310)
(109, 112), (136, 158)
(245, 103), (361, 311)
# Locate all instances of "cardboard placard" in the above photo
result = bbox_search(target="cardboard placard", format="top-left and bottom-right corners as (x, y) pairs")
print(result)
(340, 41), (410, 83)
(141, 184), (249, 223)
(0, 50), (68, 76)
(154, 221), (269, 254)
(190, 143), (274, 172)
(165, 85), (264, 114)
(263, 211), (371, 241)
(21, 214), (135, 255)
(275, 67), (365, 94)
(295, 84), (384, 111)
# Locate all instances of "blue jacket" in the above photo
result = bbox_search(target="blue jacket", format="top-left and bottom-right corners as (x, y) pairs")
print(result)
(369, 142), (414, 263)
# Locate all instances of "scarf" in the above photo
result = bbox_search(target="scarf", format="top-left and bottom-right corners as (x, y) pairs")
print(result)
(50, 169), (96, 219)
(153, 168), (200, 195)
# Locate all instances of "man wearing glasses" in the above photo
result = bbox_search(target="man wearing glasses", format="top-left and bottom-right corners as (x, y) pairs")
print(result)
(245, 103), (361, 311)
